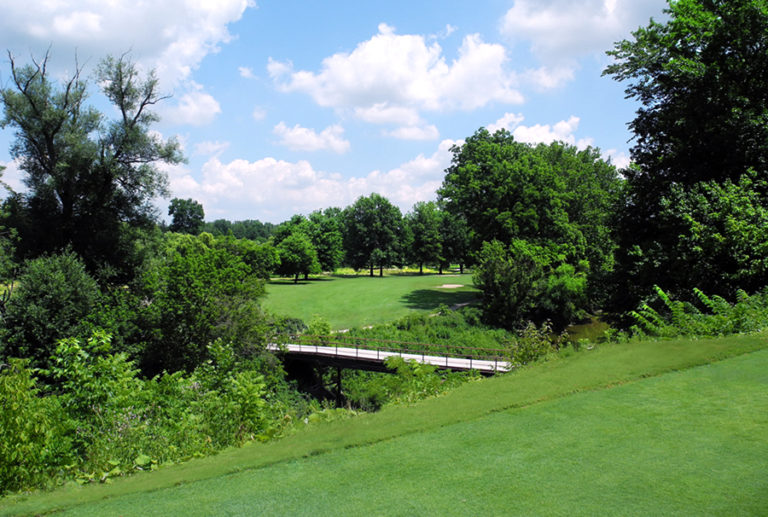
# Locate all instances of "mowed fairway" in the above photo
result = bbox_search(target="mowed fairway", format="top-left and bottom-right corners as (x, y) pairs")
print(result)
(5, 334), (767, 516)
(263, 273), (479, 329)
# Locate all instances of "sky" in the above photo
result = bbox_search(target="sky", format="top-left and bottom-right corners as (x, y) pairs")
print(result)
(0, 0), (669, 224)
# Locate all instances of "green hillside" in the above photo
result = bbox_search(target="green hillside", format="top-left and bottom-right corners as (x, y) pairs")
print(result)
(3, 333), (766, 516)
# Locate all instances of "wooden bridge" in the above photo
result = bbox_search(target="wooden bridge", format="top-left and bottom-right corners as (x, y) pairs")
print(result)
(267, 336), (511, 374)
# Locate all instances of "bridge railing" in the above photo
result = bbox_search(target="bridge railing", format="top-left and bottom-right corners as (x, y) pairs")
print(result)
(282, 334), (511, 372)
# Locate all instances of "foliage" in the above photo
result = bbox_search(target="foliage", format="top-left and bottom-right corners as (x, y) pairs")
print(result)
(136, 234), (268, 375)
(201, 218), (276, 242)
(0, 251), (100, 370)
(211, 234), (279, 280)
(439, 130), (619, 325)
(604, 0), (768, 188)
(343, 357), (472, 411)
(343, 193), (405, 276)
(276, 232), (321, 282)
(306, 208), (345, 272)
(605, 0), (768, 310)
(614, 171), (768, 309)
(630, 285), (768, 338)
(0, 52), (182, 279)
(438, 209), (470, 273)
(168, 198), (204, 234)
(0, 358), (73, 495)
(0, 332), (306, 495)
(406, 201), (442, 274)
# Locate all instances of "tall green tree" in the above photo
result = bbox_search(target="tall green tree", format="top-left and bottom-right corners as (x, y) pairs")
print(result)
(168, 198), (204, 234)
(438, 209), (469, 274)
(276, 232), (320, 283)
(343, 193), (403, 276)
(438, 129), (620, 325)
(604, 0), (768, 308)
(306, 208), (344, 272)
(0, 52), (182, 279)
(406, 201), (442, 274)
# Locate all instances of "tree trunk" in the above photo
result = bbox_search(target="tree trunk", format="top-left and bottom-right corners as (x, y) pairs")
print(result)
(419, 263), (423, 275)
(460, 263), (464, 274)
(294, 273), (299, 284)
(369, 264), (374, 277)
(439, 263), (443, 275)
(379, 265), (383, 277)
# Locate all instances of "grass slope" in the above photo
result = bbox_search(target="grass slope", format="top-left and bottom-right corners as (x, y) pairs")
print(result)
(263, 274), (479, 330)
(3, 333), (766, 515)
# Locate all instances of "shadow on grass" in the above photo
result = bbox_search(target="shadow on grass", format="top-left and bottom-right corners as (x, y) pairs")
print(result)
(269, 277), (337, 286)
(401, 289), (480, 311)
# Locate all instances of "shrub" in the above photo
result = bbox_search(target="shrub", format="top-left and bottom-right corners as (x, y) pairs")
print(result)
(0, 359), (73, 494)
(0, 251), (100, 370)
(630, 285), (768, 338)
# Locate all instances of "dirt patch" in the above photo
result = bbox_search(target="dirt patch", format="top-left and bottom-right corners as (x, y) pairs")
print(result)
(437, 284), (464, 289)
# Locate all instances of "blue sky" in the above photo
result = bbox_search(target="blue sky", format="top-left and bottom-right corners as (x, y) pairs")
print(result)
(0, 0), (668, 223)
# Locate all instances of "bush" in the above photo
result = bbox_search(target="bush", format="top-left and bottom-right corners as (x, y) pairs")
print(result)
(630, 286), (768, 338)
(0, 251), (100, 370)
(0, 359), (73, 494)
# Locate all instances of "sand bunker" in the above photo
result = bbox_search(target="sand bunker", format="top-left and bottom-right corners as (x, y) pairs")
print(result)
(437, 284), (463, 289)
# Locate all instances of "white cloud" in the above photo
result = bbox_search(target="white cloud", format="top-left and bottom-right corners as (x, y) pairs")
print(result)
(0, 0), (253, 88)
(0, 1), (251, 130)
(168, 139), (459, 221)
(501, 0), (667, 64)
(252, 106), (267, 120)
(488, 112), (593, 148)
(273, 123), (351, 153)
(239, 66), (256, 79)
(523, 65), (576, 90)
(0, 159), (25, 194)
(384, 125), (440, 141)
(604, 149), (631, 169)
(194, 141), (230, 157)
(162, 89), (222, 126)
(268, 24), (522, 120)
(354, 104), (422, 126)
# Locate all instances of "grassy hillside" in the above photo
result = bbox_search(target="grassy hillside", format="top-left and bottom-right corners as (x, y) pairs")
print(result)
(3, 333), (766, 516)
(263, 273), (479, 329)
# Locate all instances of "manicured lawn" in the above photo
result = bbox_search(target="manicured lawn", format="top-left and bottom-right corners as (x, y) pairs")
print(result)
(262, 273), (480, 329)
(4, 333), (766, 516)
(54, 347), (768, 516)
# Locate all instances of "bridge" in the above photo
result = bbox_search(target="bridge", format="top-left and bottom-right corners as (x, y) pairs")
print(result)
(267, 336), (511, 375)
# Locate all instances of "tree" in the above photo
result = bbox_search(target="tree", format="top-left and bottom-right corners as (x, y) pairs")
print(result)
(438, 129), (620, 324)
(406, 201), (441, 274)
(168, 198), (204, 234)
(136, 234), (267, 375)
(604, 0), (768, 309)
(306, 208), (344, 272)
(0, 52), (182, 279)
(343, 193), (403, 276)
(438, 209), (469, 274)
(276, 232), (320, 283)
(604, 0), (768, 189)
(0, 251), (101, 371)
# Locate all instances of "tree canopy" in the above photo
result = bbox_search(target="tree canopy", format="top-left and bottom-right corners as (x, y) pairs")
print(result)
(343, 193), (404, 276)
(605, 0), (768, 308)
(439, 129), (620, 327)
(0, 52), (182, 279)
(169, 198), (204, 234)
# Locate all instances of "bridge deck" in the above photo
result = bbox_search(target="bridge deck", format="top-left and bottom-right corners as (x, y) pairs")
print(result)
(267, 343), (510, 374)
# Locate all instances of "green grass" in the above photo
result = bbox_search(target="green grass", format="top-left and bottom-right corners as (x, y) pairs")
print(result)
(3, 332), (766, 516)
(263, 273), (479, 329)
